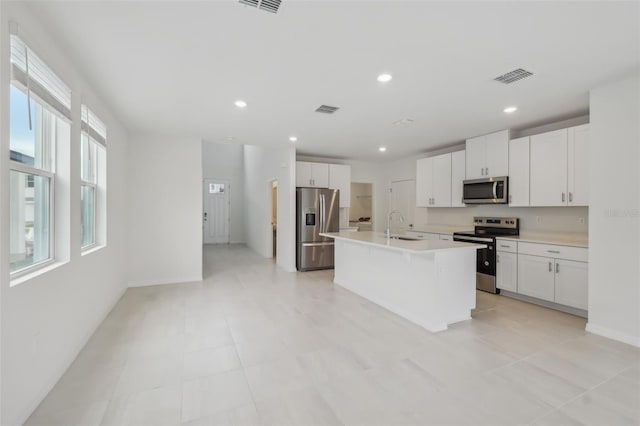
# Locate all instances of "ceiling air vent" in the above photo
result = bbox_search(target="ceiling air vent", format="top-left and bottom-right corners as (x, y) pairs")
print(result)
(494, 68), (533, 84)
(315, 105), (340, 114)
(239, 0), (282, 14)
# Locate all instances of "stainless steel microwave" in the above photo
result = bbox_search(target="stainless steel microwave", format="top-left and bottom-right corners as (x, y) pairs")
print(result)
(462, 176), (508, 204)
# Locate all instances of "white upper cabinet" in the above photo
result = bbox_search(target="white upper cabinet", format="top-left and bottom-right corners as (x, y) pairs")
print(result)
(508, 136), (530, 207)
(567, 124), (589, 206)
(530, 129), (568, 206)
(416, 153), (452, 207)
(450, 150), (466, 207)
(465, 130), (509, 179)
(529, 125), (589, 207)
(329, 164), (351, 208)
(296, 161), (329, 188)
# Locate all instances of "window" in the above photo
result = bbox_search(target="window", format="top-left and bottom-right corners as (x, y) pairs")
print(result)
(80, 105), (106, 250)
(9, 32), (71, 276)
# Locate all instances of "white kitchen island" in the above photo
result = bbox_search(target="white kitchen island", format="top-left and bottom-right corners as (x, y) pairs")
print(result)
(320, 231), (485, 332)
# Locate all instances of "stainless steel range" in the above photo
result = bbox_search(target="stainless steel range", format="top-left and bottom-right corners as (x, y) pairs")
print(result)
(453, 217), (520, 294)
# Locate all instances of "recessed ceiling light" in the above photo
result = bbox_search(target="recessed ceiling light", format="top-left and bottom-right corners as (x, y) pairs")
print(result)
(234, 100), (247, 108)
(379, 146), (387, 152)
(503, 106), (518, 113)
(377, 73), (393, 83)
(289, 136), (298, 142)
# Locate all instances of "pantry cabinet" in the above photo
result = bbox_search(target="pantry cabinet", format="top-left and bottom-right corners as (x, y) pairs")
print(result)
(296, 161), (329, 188)
(416, 153), (452, 207)
(465, 129), (509, 179)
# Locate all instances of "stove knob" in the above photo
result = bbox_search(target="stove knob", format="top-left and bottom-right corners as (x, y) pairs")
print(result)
(484, 261), (489, 266)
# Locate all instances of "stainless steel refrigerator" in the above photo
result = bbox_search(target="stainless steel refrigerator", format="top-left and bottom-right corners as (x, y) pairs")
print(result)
(296, 188), (340, 271)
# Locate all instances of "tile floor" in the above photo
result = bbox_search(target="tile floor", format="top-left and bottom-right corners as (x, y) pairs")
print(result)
(26, 244), (640, 426)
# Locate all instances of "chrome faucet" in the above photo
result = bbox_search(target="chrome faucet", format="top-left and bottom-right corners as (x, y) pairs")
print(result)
(386, 210), (405, 238)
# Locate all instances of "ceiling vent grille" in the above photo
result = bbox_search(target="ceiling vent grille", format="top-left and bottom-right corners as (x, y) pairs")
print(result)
(239, 0), (282, 14)
(494, 68), (533, 84)
(315, 105), (340, 114)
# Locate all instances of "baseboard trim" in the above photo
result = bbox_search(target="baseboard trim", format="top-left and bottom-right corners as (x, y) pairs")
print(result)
(586, 322), (640, 348)
(127, 275), (203, 288)
(13, 285), (127, 426)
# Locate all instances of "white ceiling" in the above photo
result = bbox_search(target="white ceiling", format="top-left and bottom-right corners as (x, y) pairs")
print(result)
(27, 1), (639, 161)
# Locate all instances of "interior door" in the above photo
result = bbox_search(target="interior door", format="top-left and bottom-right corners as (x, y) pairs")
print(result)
(203, 179), (230, 244)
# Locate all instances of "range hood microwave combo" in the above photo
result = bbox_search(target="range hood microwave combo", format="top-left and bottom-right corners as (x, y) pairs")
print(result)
(462, 176), (509, 205)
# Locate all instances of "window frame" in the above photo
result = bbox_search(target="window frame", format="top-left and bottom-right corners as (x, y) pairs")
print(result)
(80, 136), (98, 250)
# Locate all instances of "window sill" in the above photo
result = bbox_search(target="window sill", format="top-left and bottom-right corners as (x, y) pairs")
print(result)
(81, 244), (106, 257)
(10, 259), (68, 287)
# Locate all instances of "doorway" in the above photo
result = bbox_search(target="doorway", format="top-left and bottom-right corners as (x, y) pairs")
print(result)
(271, 180), (278, 259)
(203, 179), (230, 244)
(349, 182), (373, 231)
(390, 179), (416, 232)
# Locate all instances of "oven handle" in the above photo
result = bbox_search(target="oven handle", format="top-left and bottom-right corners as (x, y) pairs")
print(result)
(454, 235), (494, 243)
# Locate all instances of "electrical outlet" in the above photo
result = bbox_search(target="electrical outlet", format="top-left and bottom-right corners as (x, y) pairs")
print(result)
(535, 216), (542, 224)
(579, 217), (585, 225)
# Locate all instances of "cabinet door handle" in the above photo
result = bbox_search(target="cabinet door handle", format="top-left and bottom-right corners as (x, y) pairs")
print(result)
(569, 192), (573, 203)
(500, 245), (510, 248)
(497, 255), (500, 263)
(562, 192), (566, 203)
(556, 263), (560, 273)
(486, 167), (489, 175)
(548, 262), (552, 272)
(547, 250), (560, 254)
(509, 195), (512, 204)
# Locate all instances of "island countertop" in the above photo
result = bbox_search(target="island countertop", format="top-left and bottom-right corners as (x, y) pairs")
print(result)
(319, 231), (485, 254)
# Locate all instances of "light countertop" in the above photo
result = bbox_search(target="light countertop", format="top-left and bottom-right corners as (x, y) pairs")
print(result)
(496, 232), (588, 248)
(410, 224), (473, 234)
(320, 231), (485, 254)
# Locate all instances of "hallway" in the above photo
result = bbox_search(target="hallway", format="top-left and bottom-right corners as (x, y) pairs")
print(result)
(26, 245), (639, 426)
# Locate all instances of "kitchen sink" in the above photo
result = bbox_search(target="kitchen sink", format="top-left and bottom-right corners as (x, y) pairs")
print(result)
(390, 235), (420, 241)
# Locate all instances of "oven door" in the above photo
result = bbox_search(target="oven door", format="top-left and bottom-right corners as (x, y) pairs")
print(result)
(462, 177), (508, 204)
(453, 234), (498, 293)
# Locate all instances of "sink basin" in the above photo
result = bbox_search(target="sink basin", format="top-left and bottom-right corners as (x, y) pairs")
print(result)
(389, 235), (420, 241)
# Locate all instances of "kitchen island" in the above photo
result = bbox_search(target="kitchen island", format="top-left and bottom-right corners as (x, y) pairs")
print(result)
(320, 231), (485, 332)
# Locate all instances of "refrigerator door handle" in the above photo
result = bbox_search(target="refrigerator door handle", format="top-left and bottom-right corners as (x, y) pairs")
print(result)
(319, 194), (324, 233)
(302, 242), (334, 247)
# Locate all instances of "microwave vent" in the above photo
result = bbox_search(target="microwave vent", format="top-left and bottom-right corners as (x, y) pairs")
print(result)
(493, 68), (533, 84)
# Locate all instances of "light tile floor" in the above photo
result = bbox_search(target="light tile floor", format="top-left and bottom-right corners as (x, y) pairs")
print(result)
(26, 244), (640, 426)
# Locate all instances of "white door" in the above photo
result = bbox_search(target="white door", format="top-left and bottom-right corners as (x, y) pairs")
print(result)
(517, 254), (555, 301)
(484, 130), (510, 177)
(450, 150), (466, 207)
(567, 124), (589, 206)
(203, 179), (230, 244)
(496, 251), (518, 292)
(390, 180), (416, 230)
(431, 153), (452, 207)
(465, 135), (486, 179)
(509, 136), (530, 206)
(554, 259), (588, 310)
(530, 129), (568, 206)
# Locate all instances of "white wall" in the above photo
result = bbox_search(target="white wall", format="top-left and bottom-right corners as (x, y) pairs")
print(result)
(244, 144), (296, 272)
(587, 72), (640, 347)
(1, 3), (129, 425)
(126, 135), (202, 287)
(202, 141), (245, 243)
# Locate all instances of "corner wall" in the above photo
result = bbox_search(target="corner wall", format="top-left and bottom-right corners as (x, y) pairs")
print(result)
(244, 144), (296, 272)
(587, 72), (640, 346)
(0, 3), (129, 424)
(126, 135), (203, 286)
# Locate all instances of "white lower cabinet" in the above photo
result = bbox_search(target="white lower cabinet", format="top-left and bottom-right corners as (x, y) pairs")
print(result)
(517, 254), (555, 302)
(554, 259), (588, 310)
(406, 231), (440, 240)
(496, 251), (517, 292)
(513, 242), (588, 311)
